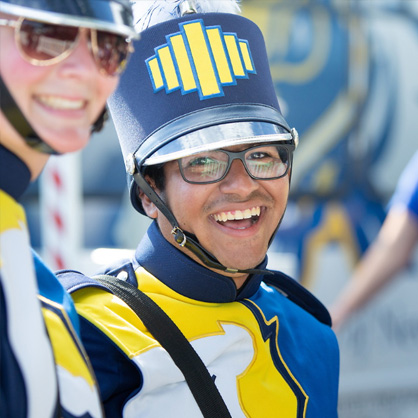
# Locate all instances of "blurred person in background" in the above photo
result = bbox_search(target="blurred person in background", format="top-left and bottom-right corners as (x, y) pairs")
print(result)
(59, 1), (340, 417)
(330, 149), (418, 330)
(0, 0), (135, 416)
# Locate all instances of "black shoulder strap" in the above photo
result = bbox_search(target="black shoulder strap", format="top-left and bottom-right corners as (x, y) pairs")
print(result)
(93, 275), (231, 418)
(263, 271), (332, 326)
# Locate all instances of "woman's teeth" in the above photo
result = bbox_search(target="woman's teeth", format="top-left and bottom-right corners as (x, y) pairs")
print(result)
(37, 95), (85, 110)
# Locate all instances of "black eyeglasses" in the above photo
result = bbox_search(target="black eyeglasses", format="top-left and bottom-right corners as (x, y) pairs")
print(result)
(0, 17), (133, 76)
(178, 144), (293, 184)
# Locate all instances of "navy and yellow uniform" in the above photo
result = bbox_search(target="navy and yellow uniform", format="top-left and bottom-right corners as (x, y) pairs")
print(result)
(0, 146), (103, 418)
(61, 222), (340, 417)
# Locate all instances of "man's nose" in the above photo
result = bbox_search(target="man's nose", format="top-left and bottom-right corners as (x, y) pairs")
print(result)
(218, 159), (259, 194)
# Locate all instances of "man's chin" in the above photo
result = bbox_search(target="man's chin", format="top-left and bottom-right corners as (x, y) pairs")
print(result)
(215, 255), (265, 273)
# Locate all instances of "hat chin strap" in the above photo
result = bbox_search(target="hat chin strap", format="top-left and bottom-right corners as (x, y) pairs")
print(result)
(133, 171), (274, 276)
(0, 76), (58, 155)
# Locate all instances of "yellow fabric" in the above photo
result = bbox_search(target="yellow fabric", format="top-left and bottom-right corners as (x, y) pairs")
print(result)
(0, 190), (27, 233)
(42, 301), (95, 388)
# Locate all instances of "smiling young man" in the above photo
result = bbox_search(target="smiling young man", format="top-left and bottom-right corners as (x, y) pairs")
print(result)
(59, 1), (340, 417)
(146, 143), (291, 289)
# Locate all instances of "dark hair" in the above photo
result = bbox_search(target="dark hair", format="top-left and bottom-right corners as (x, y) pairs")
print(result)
(91, 108), (109, 133)
(144, 163), (166, 191)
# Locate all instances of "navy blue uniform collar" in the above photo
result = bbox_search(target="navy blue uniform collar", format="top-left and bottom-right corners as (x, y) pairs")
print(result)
(134, 221), (268, 303)
(0, 144), (31, 201)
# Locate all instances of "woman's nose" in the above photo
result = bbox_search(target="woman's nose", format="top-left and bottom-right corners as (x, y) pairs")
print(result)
(57, 29), (97, 77)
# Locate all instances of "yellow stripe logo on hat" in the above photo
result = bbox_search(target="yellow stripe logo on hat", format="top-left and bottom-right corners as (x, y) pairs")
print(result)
(146, 19), (256, 100)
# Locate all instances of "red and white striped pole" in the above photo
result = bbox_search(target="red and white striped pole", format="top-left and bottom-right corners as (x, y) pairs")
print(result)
(40, 153), (83, 271)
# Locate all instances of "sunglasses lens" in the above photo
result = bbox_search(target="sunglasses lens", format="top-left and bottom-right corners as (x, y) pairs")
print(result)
(16, 19), (131, 76)
(19, 20), (78, 62)
(95, 31), (131, 76)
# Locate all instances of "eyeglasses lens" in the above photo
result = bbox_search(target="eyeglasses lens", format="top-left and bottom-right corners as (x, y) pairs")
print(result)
(179, 145), (290, 184)
(246, 146), (289, 179)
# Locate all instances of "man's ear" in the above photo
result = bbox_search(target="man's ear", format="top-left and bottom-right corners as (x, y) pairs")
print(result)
(138, 177), (159, 219)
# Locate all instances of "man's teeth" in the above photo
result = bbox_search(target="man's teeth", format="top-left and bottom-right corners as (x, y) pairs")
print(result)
(37, 95), (85, 110)
(214, 207), (261, 222)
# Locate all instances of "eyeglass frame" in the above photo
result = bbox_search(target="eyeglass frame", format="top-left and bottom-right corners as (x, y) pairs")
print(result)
(177, 142), (295, 185)
(0, 17), (133, 76)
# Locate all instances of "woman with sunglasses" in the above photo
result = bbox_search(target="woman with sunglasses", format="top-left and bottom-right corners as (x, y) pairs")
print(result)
(0, 1), (135, 417)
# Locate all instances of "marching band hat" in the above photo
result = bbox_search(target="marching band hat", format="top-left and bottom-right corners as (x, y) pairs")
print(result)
(108, 11), (297, 214)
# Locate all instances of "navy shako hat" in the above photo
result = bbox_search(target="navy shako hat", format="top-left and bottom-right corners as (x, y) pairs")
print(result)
(108, 11), (297, 214)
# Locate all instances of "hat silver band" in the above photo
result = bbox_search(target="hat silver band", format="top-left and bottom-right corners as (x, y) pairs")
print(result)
(133, 103), (292, 169)
(143, 122), (292, 166)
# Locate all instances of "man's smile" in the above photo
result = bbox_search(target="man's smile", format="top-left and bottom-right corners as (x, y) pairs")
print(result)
(212, 206), (261, 222)
(212, 206), (262, 230)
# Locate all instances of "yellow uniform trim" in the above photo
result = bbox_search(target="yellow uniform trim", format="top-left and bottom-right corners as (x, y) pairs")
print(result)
(244, 299), (309, 417)
(41, 304), (95, 388)
(0, 190), (27, 233)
